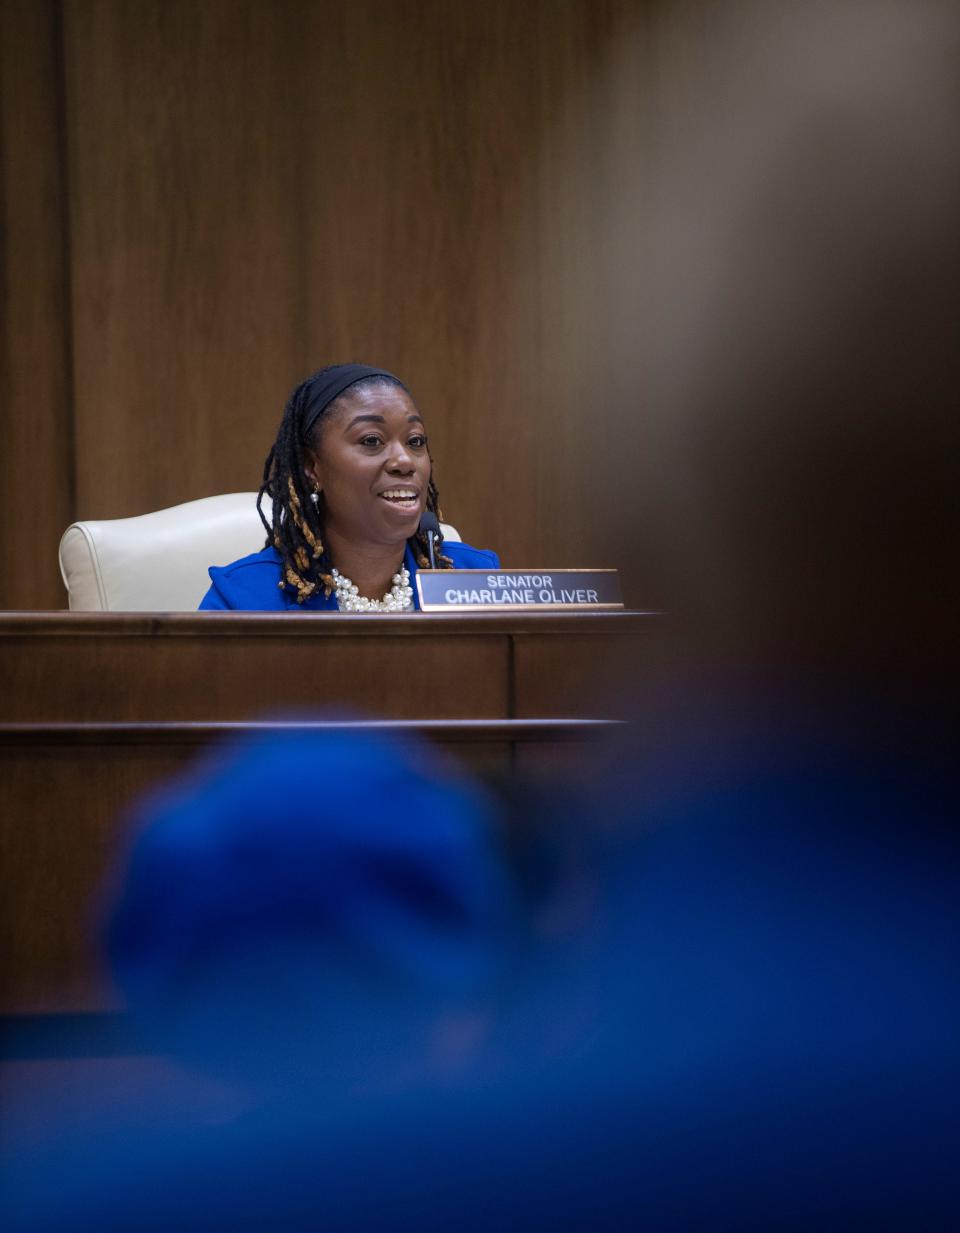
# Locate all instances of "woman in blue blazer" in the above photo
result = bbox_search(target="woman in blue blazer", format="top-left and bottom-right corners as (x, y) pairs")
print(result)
(200, 364), (498, 611)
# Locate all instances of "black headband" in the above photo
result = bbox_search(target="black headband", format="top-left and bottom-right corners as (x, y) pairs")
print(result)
(300, 364), (409, 439)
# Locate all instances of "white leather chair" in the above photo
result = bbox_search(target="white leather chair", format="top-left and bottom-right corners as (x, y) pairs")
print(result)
(58, 492), (460, 611)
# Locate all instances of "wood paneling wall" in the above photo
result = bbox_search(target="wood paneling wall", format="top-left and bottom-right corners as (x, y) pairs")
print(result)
(1, 0), (650, 609)
(0, 0), (74, 609)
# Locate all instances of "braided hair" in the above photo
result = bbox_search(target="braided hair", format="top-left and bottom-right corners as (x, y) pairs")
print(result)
(257, 367), (453, 604)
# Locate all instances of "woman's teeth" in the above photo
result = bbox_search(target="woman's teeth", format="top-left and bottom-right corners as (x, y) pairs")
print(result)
(380, 490), (418, 504)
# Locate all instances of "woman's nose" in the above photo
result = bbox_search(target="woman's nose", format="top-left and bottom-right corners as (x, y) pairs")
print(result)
(386, 441), (415, 473)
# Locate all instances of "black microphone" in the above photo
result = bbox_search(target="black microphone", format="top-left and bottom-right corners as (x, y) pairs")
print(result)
(418, 510), (439, 569)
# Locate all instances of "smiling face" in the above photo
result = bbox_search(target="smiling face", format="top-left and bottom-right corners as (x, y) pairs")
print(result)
(304, 381), (432, 549)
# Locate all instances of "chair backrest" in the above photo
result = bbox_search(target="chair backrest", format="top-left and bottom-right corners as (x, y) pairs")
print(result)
(58, 493), (461, 611)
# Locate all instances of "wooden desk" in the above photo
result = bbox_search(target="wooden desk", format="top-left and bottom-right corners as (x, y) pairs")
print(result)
(0, 611), (653, 1016)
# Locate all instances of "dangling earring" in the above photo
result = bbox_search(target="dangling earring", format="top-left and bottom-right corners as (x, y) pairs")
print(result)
(310, 486), (321, 508)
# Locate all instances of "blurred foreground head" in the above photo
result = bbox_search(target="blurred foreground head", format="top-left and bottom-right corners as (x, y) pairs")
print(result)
(103, 727), (518, 1088)
(554, 0), (959, 684)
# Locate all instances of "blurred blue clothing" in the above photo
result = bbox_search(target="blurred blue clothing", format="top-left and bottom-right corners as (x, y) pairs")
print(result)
(199, 540), (499, 610)
(5, 702), (957, 1232)
(102, 728), (518, 1053)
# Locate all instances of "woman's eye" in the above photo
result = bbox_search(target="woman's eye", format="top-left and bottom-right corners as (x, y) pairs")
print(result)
(358, 435), (382, 448)
(409, 434), (427, 449)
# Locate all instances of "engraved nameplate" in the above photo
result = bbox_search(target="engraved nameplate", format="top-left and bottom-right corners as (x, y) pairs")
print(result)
(416, 569), (623, 612)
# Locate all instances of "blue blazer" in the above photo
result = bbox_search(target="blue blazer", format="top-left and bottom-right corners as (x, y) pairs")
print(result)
(199, 540), (500, 611)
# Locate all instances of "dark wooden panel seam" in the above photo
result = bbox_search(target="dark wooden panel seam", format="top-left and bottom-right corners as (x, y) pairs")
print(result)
(0, 611), (659, 637)
(0, 718), (622, 746)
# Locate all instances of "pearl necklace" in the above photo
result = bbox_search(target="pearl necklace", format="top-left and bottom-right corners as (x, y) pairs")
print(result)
(331, 566), (414, 612)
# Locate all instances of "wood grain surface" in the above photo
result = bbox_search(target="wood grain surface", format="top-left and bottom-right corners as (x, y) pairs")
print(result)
(0, 0), (649, 609)
(0, 611), (647, 1012)
(0, 719), (617, 1014)
(0, 609), (653, 721)
(0, 0), (74, 609)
